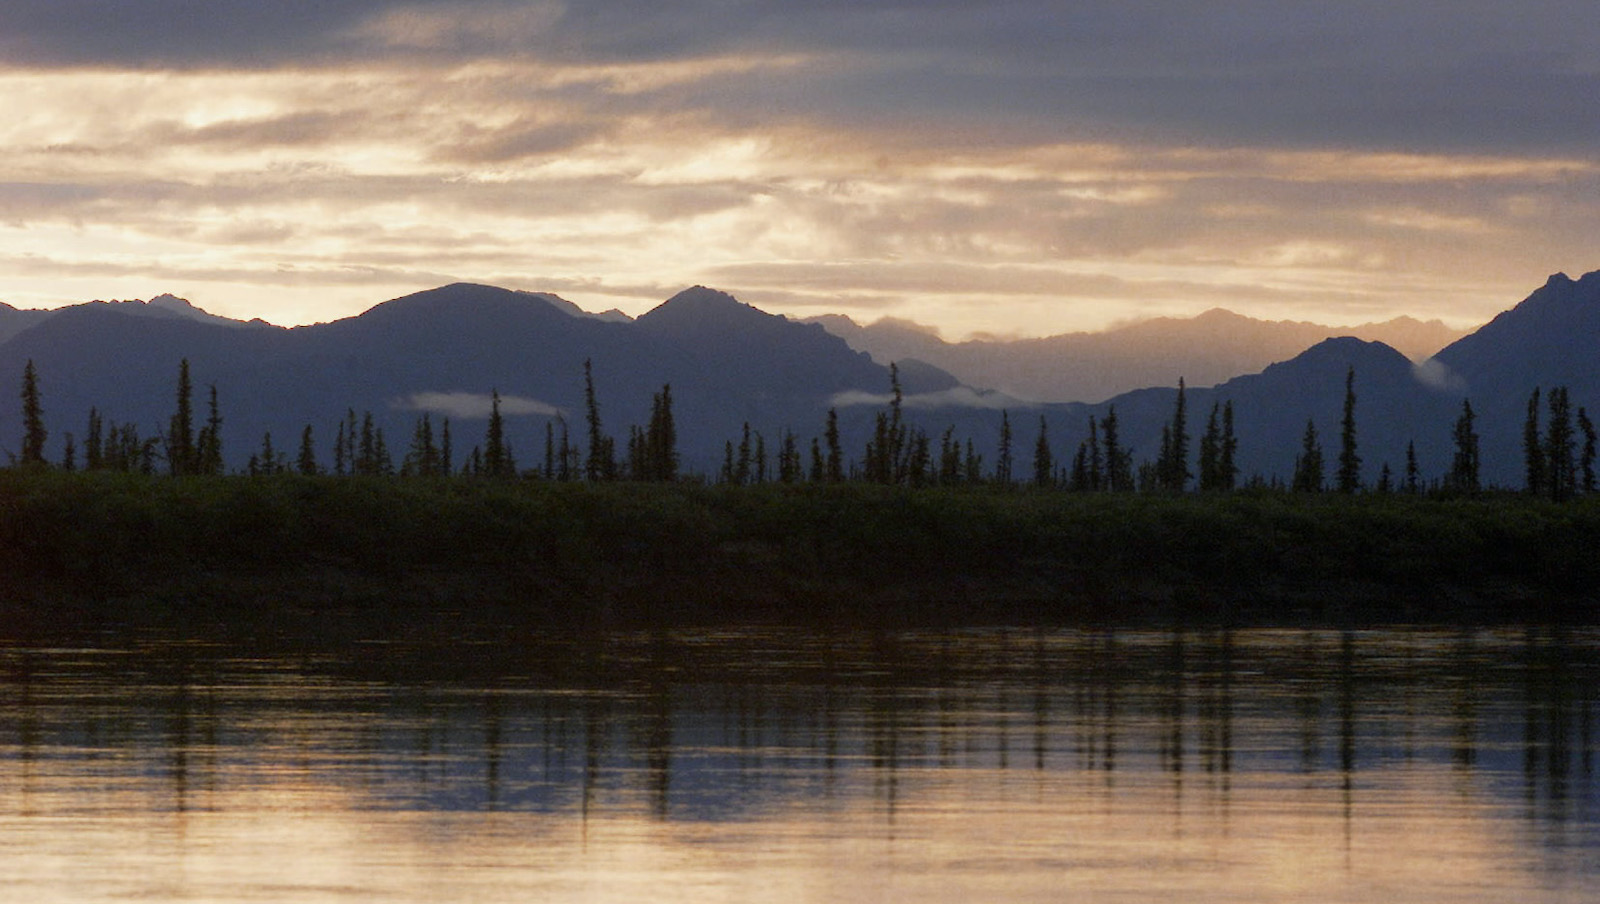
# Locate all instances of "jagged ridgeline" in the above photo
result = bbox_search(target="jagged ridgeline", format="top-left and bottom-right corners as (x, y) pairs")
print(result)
(3, 272), (1600, 489)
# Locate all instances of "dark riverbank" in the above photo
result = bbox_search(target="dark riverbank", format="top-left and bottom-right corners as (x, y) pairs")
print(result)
(2, 470), (1597, 629)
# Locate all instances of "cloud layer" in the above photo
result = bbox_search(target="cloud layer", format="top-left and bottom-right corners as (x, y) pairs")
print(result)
(1, 2), (1596, 334)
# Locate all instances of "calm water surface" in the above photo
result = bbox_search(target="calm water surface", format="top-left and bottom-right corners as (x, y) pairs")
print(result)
(1, 625), (1596, 902)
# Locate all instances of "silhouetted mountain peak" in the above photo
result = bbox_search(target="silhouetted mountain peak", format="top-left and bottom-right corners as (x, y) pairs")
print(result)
(643, 285), (756, 319)
(353, 283), (573, 330)
(636, 285), (786, 338)
(1258, 336), (1414, 384)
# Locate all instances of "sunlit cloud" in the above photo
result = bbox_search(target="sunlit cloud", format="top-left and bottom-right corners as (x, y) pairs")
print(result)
(0, 2), (1595, 337)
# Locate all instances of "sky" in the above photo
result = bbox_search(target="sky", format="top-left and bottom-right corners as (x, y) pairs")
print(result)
(1, 1), (1596, 338)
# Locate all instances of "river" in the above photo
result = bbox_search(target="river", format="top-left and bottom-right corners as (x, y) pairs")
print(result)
(1, 625), (1595, 902)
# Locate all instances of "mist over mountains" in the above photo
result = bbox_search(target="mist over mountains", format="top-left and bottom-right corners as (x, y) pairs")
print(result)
(1, 272), (1597, 488)
(806, 308), (1468, 404)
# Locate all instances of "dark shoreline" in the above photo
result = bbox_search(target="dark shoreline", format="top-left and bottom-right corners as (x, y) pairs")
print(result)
(3, 470), (1598, 632)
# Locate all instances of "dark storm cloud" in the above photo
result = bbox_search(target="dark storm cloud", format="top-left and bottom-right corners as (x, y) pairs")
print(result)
(3, 1), (1595, 153)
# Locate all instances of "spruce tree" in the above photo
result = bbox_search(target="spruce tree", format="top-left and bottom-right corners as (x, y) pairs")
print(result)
(1336, 367), (1360, 493)
(1405, 440), (1420, 494)
(484, 391), (515, 478)
(197, 385), (224, 475)
(1220, 401), (1238, 491)
(1032, 415), (1053, 487)
(168, 359), (196, 476)
(1579, 407), (1597, 495)
(1448, 399), (1480, 494)
(1545, 386), (1575, 501)
(938, 426), (961, 485)
(60, 433), (76, 471)
(583, 359), (614, 481)
(644, 384), (678, 482)
(84, 407), (104, 471)
(1086, 415), (1103, 491)
(1164, 378), (1190, 491)
(995, 410), (1013, 487)
(1198, 403), (1219, 491)
(824, 407), (843, 483)
(964, 438), (982, 484)
(1524, 388), (1545, 495)
(1292, 419), (1323, 492)
(297, 425), (319, 475)
(1102, 406), (1132, 492)
(334, 420), (348, 476)
(544, 422), (556, 479)
(810, 438), (825, 482)
(440, 418), (453, 476)
(20, 359), (46, 466)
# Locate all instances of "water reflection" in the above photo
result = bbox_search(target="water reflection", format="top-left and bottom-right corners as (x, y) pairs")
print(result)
(1, 627), (1596, 903)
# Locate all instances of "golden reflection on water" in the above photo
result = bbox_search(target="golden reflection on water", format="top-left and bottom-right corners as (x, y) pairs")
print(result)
(0, 627), (1595, 903)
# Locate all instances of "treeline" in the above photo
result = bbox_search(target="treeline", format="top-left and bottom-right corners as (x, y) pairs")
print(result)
(7, 357), (1599, 500)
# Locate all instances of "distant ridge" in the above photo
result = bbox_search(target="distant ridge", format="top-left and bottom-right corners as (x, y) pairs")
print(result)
(809, 307), (1469, 403)
(2, 272), (1596, 488)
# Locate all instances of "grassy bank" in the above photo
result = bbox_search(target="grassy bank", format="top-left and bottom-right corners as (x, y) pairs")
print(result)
(2, 469), (1597, 626)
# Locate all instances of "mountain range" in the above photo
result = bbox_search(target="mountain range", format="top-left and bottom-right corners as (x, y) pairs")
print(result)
(2, 271), (1597, 488)
(805, 308), (1468, 403)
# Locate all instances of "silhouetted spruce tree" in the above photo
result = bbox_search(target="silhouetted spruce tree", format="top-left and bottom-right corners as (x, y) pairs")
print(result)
(84, 408), (104, 471)
(197, 385), (224, 476)
(644, 384), (678, 482)
(1336, 367), (1360, 493)
(824, 407), (843, 482)
(167, 359), (196, 476)
(373, 425), (393, 475)
(440, 418), (452, 476)
(1377, 463), (1393, 493)
(720, 440), (736, 484)
(779, 430), (801, 483)
(358, 411), (378, 475)
(1579, 407), (1597, 494)
(1198, 403), (1221, 491)
(1086, 415), (1103, 490)
(937, 426), (960, 485)
(556, 416), (573, 481)
(297, 425), (319, 476)
(544, 422), (556, 479)
(1102, 406), (1132, 491)
(403, 414), (440, 477)
(20, 359), (46, 466)
(1154, 425), (1173, 493)
(333, 419), (348, 475)
(754, 431), (768, 483)
(1156, 378), (1190, 492)
(906, 428), (931, 487)
(734, 422), (753, 484)
(810, 437), (825, 482)
(1524, 388), (1545, 496)
(1404, 440), (1420, 494)
(1220, 401), (1238, 490)
(1032, 415), (1053, 487)
(1447, 399), (1479, 494)
(583, 359), (615, 481)
(251, 431), (285, 476)
(483, 391), (516, 478)
(1292, 419), (1323, 492)
(964, 439), (983, 484)
(995, 410), (1013, 487)
(60, 433), (75, 471)
(1545, 386), (1575, 501)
